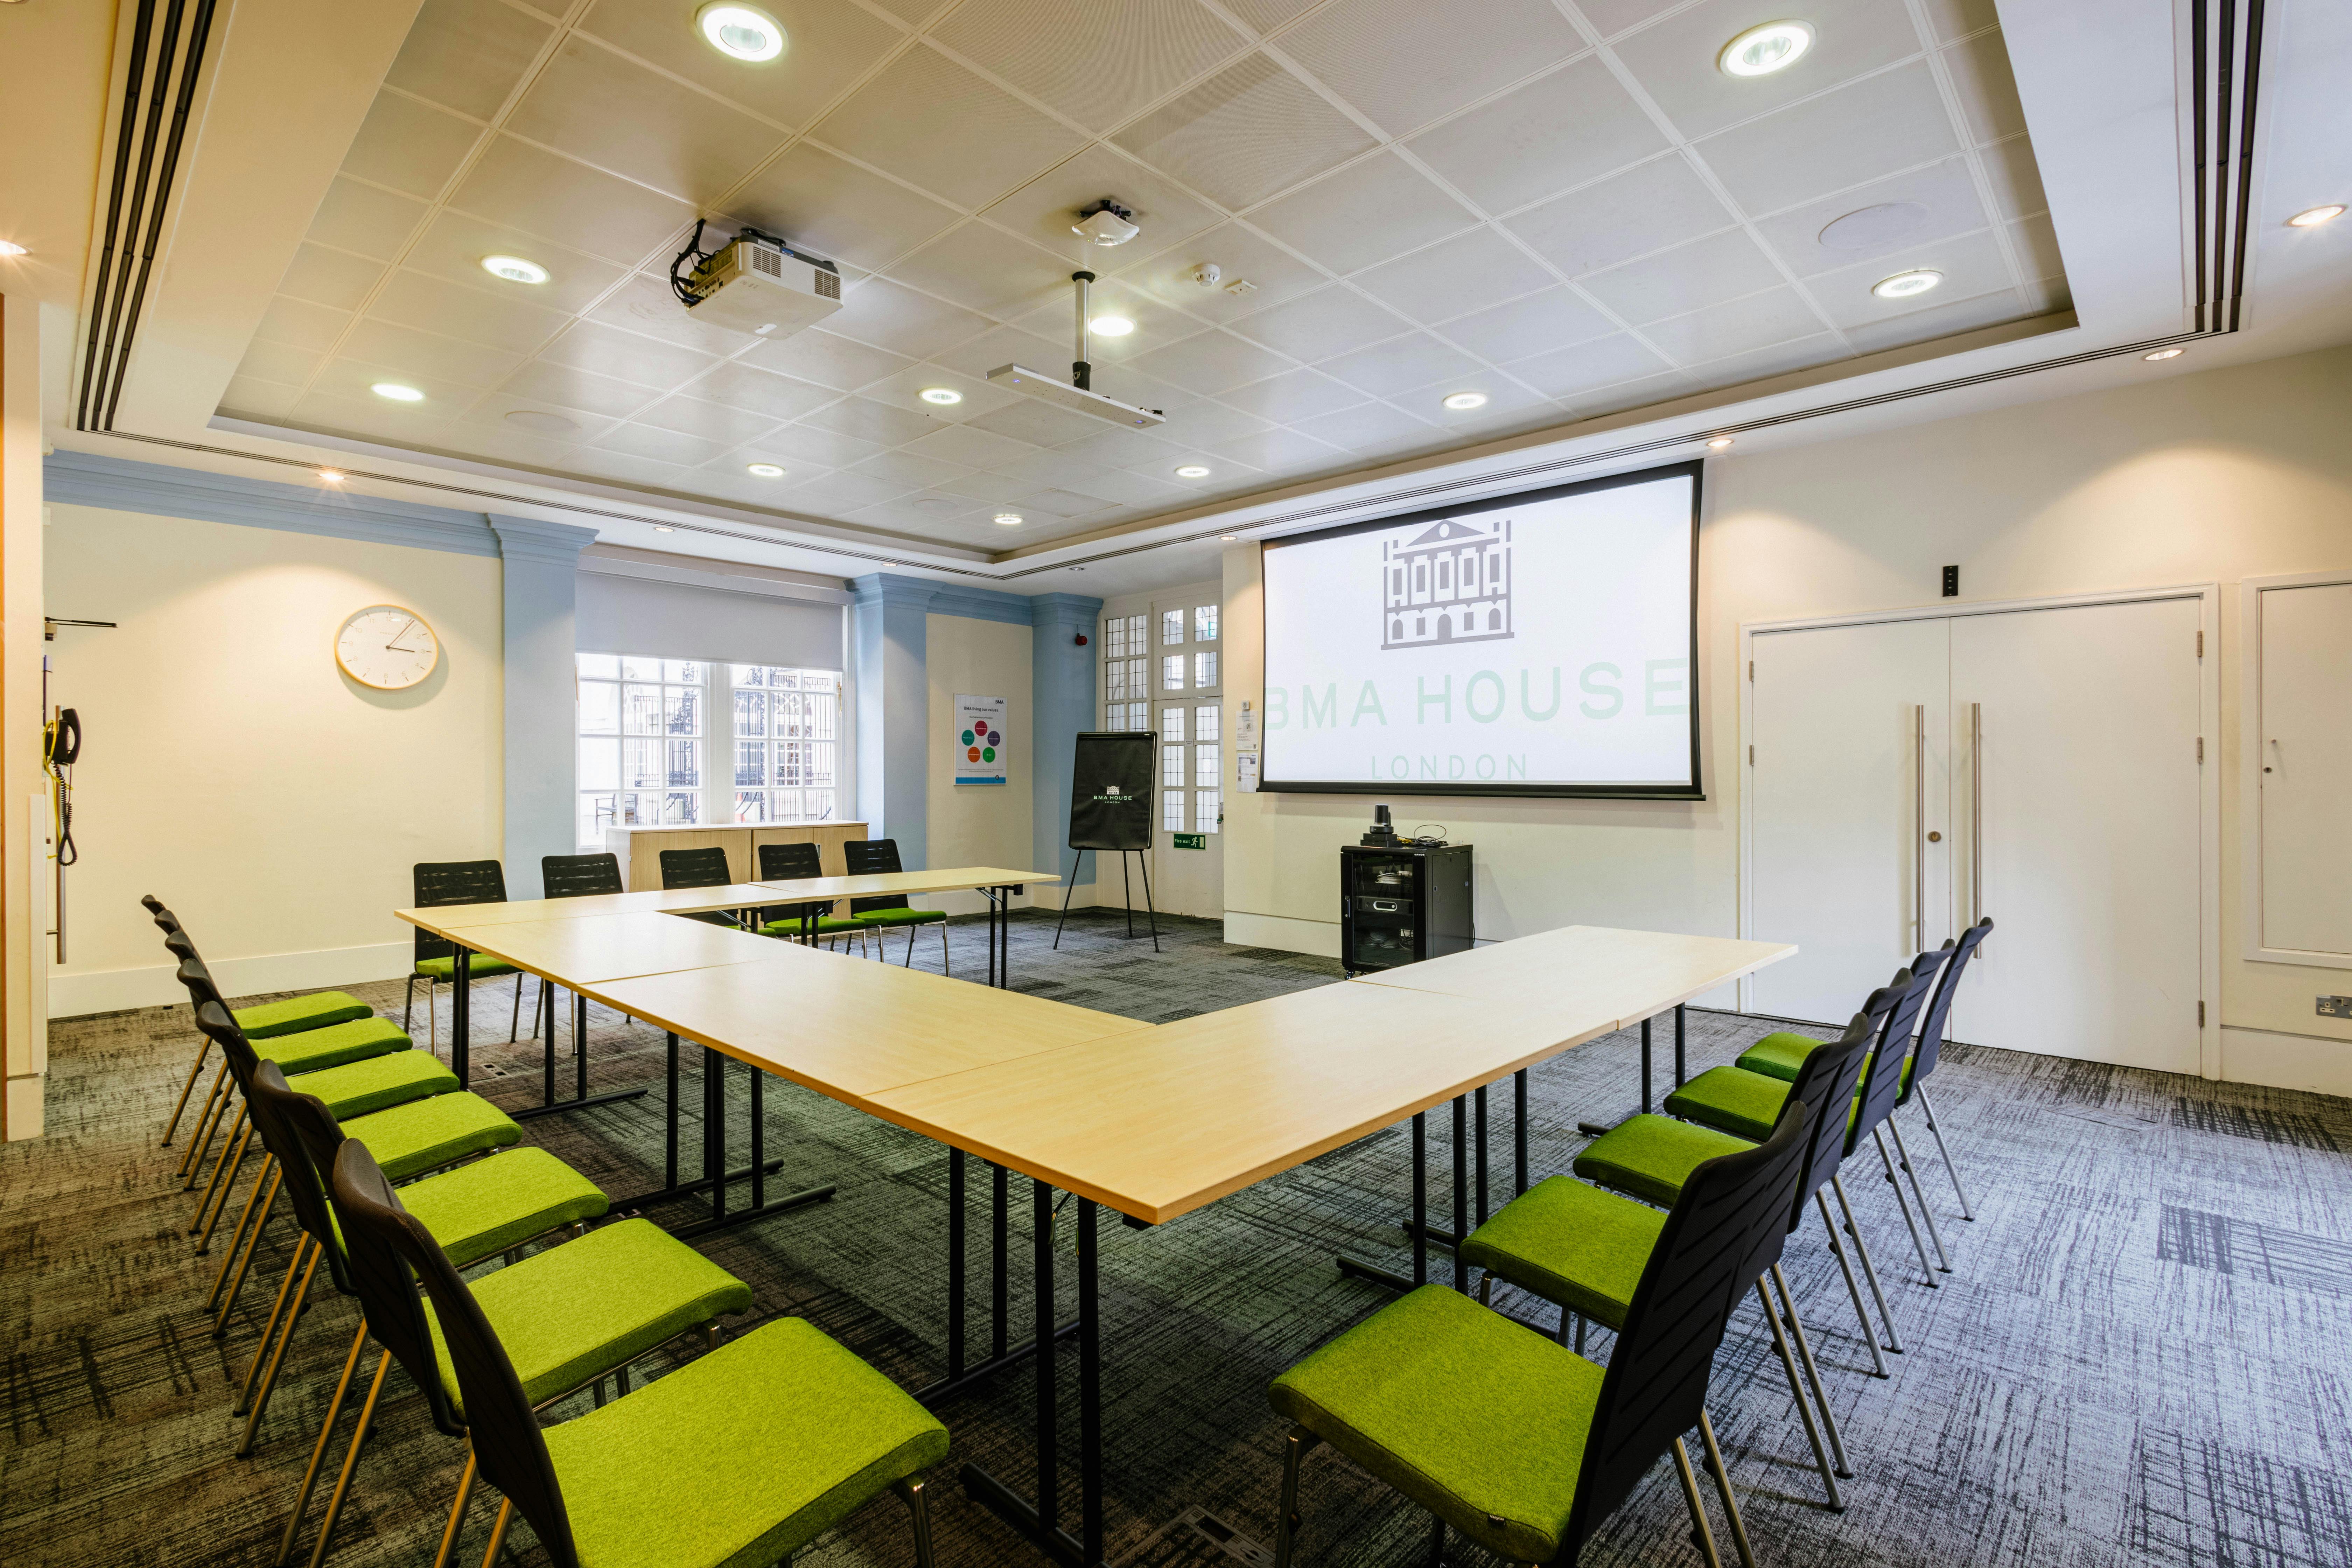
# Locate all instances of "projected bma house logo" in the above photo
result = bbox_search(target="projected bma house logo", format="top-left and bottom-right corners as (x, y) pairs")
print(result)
(1381, 517), (1512, 650)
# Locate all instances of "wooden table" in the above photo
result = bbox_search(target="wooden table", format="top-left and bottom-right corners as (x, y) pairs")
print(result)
(395, 884), (792, 931)
(757, 866), (1060, 987)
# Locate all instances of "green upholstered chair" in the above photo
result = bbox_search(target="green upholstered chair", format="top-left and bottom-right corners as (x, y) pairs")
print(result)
(842, 838), (947, 971)
(334, 1137), (949, 1568)
(753, 840), (869, 954)
(1465, 1003), (1886, 1511)
(658, 845), (747, 930)
(1268, 1102), (1815, 1568)
(406, 860), (528, 1058)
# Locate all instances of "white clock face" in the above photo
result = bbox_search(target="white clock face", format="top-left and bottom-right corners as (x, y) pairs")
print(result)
(336, 605), (441, 690)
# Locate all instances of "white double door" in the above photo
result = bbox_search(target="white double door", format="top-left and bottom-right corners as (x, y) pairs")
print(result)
(1748, 594), (2206, 1073)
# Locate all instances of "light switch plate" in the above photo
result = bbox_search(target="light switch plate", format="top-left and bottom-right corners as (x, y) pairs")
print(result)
(2318, 995), (2352, 1018)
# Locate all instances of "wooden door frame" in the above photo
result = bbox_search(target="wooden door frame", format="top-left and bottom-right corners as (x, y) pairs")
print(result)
(2237, 569), (2352, 973)
(1736, 582), (2222, 1078)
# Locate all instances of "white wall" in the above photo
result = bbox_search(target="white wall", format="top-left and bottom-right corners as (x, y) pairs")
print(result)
(44, 505), (503, 1014)
(924, 613), (1034, 916)
(1226, 345), (2352, 1095)
(3, 294), (47, 1138)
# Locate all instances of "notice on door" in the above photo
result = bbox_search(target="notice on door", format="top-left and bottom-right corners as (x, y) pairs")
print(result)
(955, 694), (1007, 785)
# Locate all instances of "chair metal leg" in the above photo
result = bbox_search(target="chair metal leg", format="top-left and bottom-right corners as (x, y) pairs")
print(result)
(303, 1349), (394, 1568)
(1274, 1427), (1321, 1568)
(191, 1112), (254, 1239)
(403, 974), (418, 1035)
(1914, 1083), (1977, 1219)
(1887, 1116), (1953, 1271)
(237, 1237), (318, 1434)
(1872, 1126), (1939, 1287)
(1831, 1175), (1905, 1353)
(197, 1136), (266, 1258)
(214, 1168), (284, 1336)
(1813, 1188), (1891, 1374)
(508, 971), (523, 1044)
(162, 1037), (214, 1147)
(273, 1323), (368, 1567)
(479, 1500), (513, 1568)
(896, 1477), (936, 1568)
(1426, 1513), (1445, 1568)
(430, 1453), (478, 1568)
(177, 1064), (230, 1181)
(206, 1156), (277, 1312)
(1755, 1279), (1842, 1510)
(1696, 1410), (1758, 1568)
(902, 925), (916, 966)
(1671, 1437), (1726, 1568)
(1771, 1265), (1850, 1478)
(939, 918), (950, 975)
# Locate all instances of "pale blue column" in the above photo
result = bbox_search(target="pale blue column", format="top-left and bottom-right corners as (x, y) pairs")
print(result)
(849, 573), (935, 867)
(488, 515), (598, 899)
(1030, 592), (1102, 889)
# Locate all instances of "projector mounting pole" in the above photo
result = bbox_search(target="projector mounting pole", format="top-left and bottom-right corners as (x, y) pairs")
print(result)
(1071, 271), (1095, 391)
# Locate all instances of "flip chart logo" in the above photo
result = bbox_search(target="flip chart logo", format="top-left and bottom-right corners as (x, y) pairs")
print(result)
(1381, 517), (1512, 650)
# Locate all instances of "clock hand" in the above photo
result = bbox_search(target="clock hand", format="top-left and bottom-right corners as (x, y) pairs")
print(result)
(385, 617), (423, 651)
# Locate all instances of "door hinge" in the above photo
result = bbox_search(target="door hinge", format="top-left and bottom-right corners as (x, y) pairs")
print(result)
(2197, 736), (2204, 762)
(1748, 744), (1754, 765)
(2196, 630), (2204, 657)
(1748, 659), (1754, 681)
(2199, 1001), (2206, 1027)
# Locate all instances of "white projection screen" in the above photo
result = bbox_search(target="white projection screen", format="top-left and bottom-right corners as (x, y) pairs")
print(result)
(1258, 462), (1701, 798)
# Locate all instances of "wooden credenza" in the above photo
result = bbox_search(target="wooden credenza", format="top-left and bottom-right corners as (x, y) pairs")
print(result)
(603, 821), (868, 892)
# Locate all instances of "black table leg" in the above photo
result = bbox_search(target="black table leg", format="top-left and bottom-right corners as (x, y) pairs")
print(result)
(1580, 1013), (1659, 1138)
(451, 947), (471, 1087)
(1337, 1110), (1430, 1293)
(1514, 1069), (1529, 1197)
(948, 1151), (966, 1381)
(1078, 1199), (1102, 1566)
(920, 1158), (1077, 1405)
(706, 1048), (727, 1227)
(513, 983), (645, 1124)
(665, 1032), (679, 1190)
(993, 1163), (1010, 1359)
(1642, 1015), (1653, 1113)
(576, 991), (588, 1100)
(672, 1045), (834, 1241)
(1452, 1095), (1469, 1293)
(1675, 1003), (1687, 1088)
(1476, 1086), (1489, 1230)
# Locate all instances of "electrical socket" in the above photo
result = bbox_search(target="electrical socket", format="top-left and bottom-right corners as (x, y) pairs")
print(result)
(2318, 995), (2352, 1018)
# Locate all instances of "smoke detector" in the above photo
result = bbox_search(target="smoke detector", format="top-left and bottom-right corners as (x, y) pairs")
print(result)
(1192, 262), (1222, 287)
(1073, 199), (1139, 247)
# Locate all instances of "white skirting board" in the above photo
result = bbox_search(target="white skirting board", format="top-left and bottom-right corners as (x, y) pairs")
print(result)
(1223, 910), (1339, 958)
(48, 940), (415, 1020)
(2217, 1025), (2352, 1098)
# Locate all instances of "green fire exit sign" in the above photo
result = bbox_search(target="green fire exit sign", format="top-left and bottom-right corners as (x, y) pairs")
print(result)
(1171, 832), (1207, 850)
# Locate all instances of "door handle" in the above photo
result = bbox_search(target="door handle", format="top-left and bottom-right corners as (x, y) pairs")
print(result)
(1915, 704), (1926, 951)
(1971, 701), (1983, 928)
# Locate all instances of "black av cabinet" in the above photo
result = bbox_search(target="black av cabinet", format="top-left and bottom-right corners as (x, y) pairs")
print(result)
(1339, 844), (1474, 976)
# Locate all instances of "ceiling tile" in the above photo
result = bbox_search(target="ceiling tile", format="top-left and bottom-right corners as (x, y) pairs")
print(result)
(1319, 331), (1483, 396)
(821, 278), (994, 358)
(852, 494), (989, 529)
(1698, 62), (1962, 217)
(1922, 0), (2001, 44)
(1116, 222), (1333, 321)
(902, 422), (1045, 468)
(728, 142), (965, 274)
(1138, 398), (1271, 448)
(961, 398), (1106, 448)
(287, 391), (468, 447)
(786, 471), (917, 511)
(1070, 467), (1195, 507)
(935, 469), (1037, 503)
(540, 319), (720, 389)
(1226, 285), (1406, 359)
(1215, 369), (1368, 421)
(802, 394), (946, 445)
(278, 244), (387, 312)
(1350, 227), (1553, 323)
(1438, 287), (1616, 362)
(1402, 54), (1670, 217)
(1401, 370), (1554, 421)
(1686, 331), (1848, 387)
(1637, 286), (1825, 363)
(1249, 152), (1479, 276)
(1505, 156), (1735, 277)
(1010, 286), (1197, 367)
(234, 338), (324, 385)
(755, 421), (887, 468)
(468, 393), (622, 445)
(1223, 0), (1320, 31)
(1978, 136), (2047, 222)
(1284, 0), (1583, 137)
(889, 221), (1077, 316)
(742, 327), (910, 390)
(1112, 54), (1377, 211)
(1941, 29), (2027, 145)
(307, 177), (429, 261)
(632, 392), (786, 447)
(1572, 370), (1694, 418)
(1129, 330), (1295, 394)
(340, 91), (484, 200)
(588, 272), (769, 358)
(385, 0), (552, 120)
(988, 449), (1123, 490)
(252, 295), (355, 351)
(577, 0), (901, 127)
(573, 450), (696, 486)
(1203, 426), (1349, 471)
(811, 45), (1085, 210)
(1080, 362), (1194, 418)
(598, 422), (736, 467)
(404, 210), (628, 313)
(860, 362), (1024, 421)
(341, 317), (523, 387)
(1842, 287), (2033, 353)
(450, 135), (699, 264)
(1751, 158), (1990, 277)
(934, 0), (1244, 133)
(1581, 227), (1785, 323)
(980, 145), (1226, 266)
(1575, 1), (1682, 39)
(371, 268), (572, 353)
(2006, 214), (2064, 281)
(308, 355), (484, 408)
(928, 323), (1071, 380)
(1014, 485), (1116, 517)
(1505, 331), (1676, 399)
(1809, 229), (2011, 330)
(1611, 0), (1924, 143)
(1291, 399), (1437, 451)
(507, 37), (782, 205)
(1054, 425), (1188, 472)
(500, 358), (664, 419)
(852, 449), (976, 489)
(217, 377), (304, 420)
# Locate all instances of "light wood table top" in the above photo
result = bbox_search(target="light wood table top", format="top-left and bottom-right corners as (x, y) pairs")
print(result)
(397, 884), (788, 935)
(755, 866), (1060, 904)
(1353, 925), (1795, 1025)
(584, 950), (1150, 1104)
(433, 911), (793, 988)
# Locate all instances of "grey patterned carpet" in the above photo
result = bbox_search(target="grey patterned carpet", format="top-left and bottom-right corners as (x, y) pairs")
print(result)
(6, 908), (2351, 1568)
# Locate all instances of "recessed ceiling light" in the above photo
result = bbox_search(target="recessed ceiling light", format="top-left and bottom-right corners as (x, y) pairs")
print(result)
(371, 382), (425, 402)
(884, 562), (901, 569)
(481, 255), (548, 285)
(994, 512), (1024, 526)
(2287, 204), (2345, 227)
(1219, 534), (1238, 541)
(1871, 268), (1944, 300)
(919, 387), (962, 405)
(0, 240), (26, 258)
(1707, 437), (1734, 450)
(2143, 348), (2184, 361)
(317, 469), (345, 482)
(746, 462), (786, 477)
(1720, 20), (1814, 77)
(1088, 315), (1135, 337)
(696, 2), (784, 61)
(653, 525), (675, 533)
(1175, 464), (1211, 478)
(1442, 391), (1488, 411)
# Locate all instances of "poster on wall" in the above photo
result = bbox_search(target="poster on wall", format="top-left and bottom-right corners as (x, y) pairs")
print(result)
(954, 694), (1008, 786)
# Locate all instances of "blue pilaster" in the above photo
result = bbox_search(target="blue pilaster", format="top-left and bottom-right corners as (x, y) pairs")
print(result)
(849, 573), (936, 868)
(488, 516), (599, 898)
(1029, 592), (1103, 889)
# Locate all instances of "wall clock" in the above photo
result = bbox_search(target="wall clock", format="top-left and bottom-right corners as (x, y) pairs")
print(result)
(335, 604), (441, 690)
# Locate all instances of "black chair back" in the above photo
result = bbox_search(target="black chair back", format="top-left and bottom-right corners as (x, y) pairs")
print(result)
(144, 895), (179, 935)
(413, 861), (508, 969)
(1784, 985), (1897, 1224)
(541, 853), (623, 900)
(1903, 918), (1991, 1102)
(194, 1003), (356, 1295)
(1846, 951), (1946, 1155)
(1566, 1100), (1813, 1554)
(658, 846), (733, 890)
(331, 1140), (582, 1565)
(756, 841), (828, 925)
(842, 838), (909, 915)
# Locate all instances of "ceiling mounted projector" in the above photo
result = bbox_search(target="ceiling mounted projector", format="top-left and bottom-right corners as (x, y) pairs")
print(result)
(670, 221), (841, 337)
(988, 270), (1165, 428)
(1072, 198), (1139, 247)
